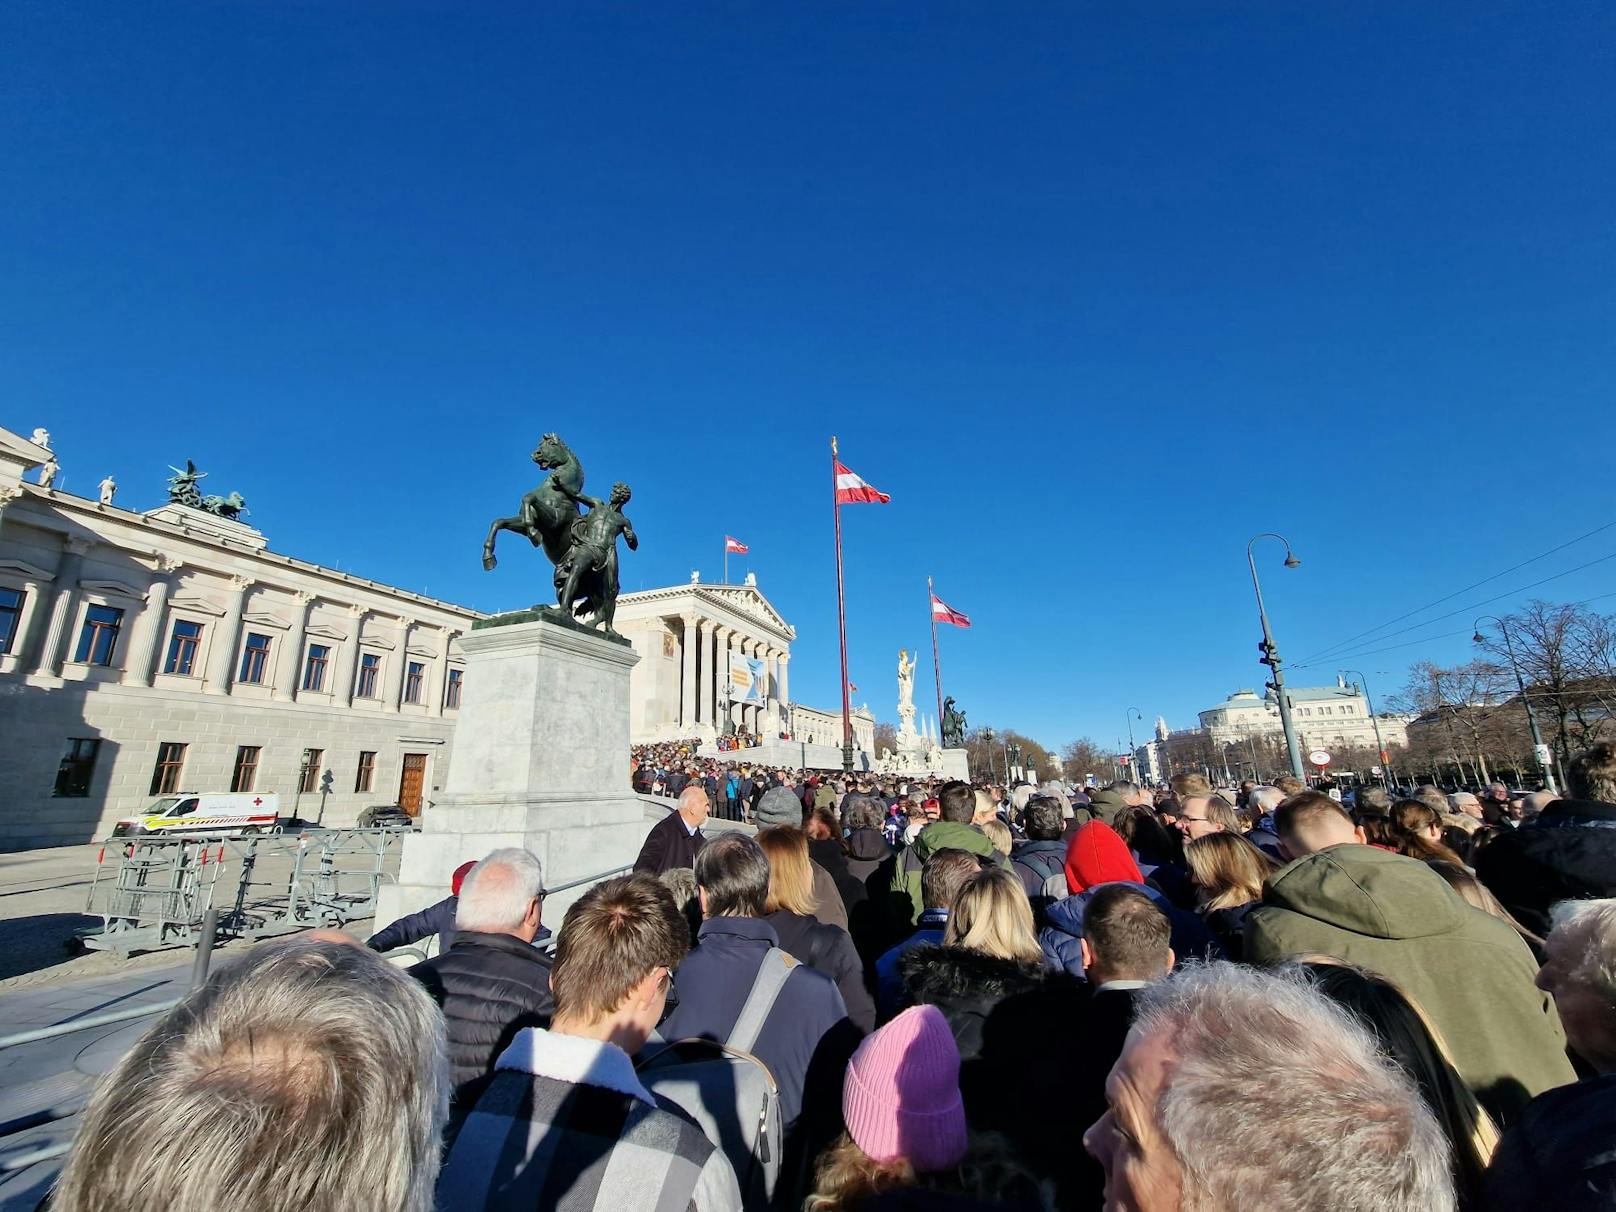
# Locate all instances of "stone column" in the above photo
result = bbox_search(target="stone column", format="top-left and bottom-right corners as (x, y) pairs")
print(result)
(384, 618), (411, 709)
(697, 620), (717, 730)
(761, 645), (779, 736)
(333, 606), (369, 706)
(678, 613), (698, 731)
(428, 628), (457, 716)
(31, 539), (92, 678)
(273, 592), (316, 702)
(776, 652), (791, 737)
(712, 625), (732, 734)
(0, 485), (20, 541)
(124, 557), (182, 687)
(203, 575), (252, 695)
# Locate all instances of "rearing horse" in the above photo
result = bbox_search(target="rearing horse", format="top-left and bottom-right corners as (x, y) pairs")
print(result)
(482, 433), (585, 571)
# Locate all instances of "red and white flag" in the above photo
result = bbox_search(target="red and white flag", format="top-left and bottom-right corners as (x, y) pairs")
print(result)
(834, 460), (890, 505)
(725, 535), (749, 554)
(930, 592), (971, 628)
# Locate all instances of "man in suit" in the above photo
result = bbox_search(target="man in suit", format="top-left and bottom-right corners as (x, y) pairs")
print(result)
(632, 784), (710, 876)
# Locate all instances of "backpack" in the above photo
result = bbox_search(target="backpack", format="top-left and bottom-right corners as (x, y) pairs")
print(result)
(636, 948), (790, 1208)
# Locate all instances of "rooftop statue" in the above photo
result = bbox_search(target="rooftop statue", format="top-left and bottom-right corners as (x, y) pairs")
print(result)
(482, 434), (638, 638)
(166, 461), (249, 520)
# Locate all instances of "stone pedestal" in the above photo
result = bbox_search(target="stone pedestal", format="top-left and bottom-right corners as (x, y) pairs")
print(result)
(937, 748), (971, 781)
(374, 615), (646, 934)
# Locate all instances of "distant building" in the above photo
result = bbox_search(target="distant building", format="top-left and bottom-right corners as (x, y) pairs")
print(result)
(0, 425), (477, 850)
(1196, 677), (1413, 755)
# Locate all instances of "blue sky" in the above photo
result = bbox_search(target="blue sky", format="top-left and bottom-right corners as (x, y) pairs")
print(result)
(4, 2), (1614, 753)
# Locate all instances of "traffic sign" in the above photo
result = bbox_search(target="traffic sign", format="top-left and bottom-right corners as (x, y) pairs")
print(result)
(1308, 749), (1332, 767)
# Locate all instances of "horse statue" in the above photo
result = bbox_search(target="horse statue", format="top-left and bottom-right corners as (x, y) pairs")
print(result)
(482, 433), (585, 572)
(202, 491), (249, 521)
(941, 696), (967, 748)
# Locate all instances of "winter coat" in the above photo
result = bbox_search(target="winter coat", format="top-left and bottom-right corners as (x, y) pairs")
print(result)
(409, 931), (555, 1129)
(810, 861), (850, 931)
(808, 836), (868, 922)
(873, 909), (948, 1023)
(657, 915), (857, 1133)
(763, 909), (876, 1033)
(1202, 901), (1258, 962)
(1245, 843), (1575, 1125)
(1475, 798), (1616, 937)
(898, 943), (1052, 1062)
(1085, 788), (1131, 827)
(1009, 839), (1067, 909)
(1486, 1075), (1616, 1210)
(368, 894), (458, 956)
(631, 810), (705, 877)
(884, 820), (1007, 926)
(1037, 883), (1222, 977)
(844, 827), (893, 886)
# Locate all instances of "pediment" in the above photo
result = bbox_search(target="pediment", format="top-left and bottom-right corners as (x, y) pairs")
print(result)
(170, 594), (227, 617)
(305, 623), (348, 641)
(0, 558), (53, 581)
(405, 642), (441, 659)
(81, 578), (148, 601)
(695, 585), (796, 639)
(242, 609), (291, 631)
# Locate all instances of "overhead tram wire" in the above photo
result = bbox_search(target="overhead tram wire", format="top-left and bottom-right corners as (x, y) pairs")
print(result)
(1290, 584), (1616, 672)
(1292, 519), (1616, 668)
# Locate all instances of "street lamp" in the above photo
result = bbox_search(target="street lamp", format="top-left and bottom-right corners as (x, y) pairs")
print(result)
(1126, 707), (1143, 781)
(1338, 669), (1392, 788)
(1248, 533), (1306, 780)
(1473, 615), (1558, 794)
(1007, 740), (1020, 783)
(983, 727), (997, 783)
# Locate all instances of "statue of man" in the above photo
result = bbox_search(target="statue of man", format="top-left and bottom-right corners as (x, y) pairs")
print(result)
(38, 455), (59, 489)
(98, 475), (116, 506)
(897, 649), (916, 710)
(555, 482), (638, 635)
(30, 428), (50, 450)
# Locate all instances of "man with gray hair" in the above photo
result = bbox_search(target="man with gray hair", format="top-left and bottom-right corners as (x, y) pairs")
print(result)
(1488, 897), (1616, 1208)
(54, 936), (448, 1212)
(1083, 962), (1456, 1211)
(410, 848), (554, 1136)
(634, 783), (711, 876)
(1245, 784), (1286, 859)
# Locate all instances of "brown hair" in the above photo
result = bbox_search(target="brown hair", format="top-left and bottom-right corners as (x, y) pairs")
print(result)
(1186, 832), (1278, 910)
(1390, 800), (1469, 867)
(1569, 741), (1616, 803)
(921, 849), (982, 913)
(1273, 774), (1306, 796)
(1083, 884), (1172, 982)
(805, 806), (842, 847)
(756, 825), (818, 916)
(1171, 772), (1213, 799)
(550, 875), (689, 1024)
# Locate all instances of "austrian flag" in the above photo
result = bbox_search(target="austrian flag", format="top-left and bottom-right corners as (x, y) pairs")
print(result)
(834, 460), (890, 505)
(725, 535), (749, 554)
(931, 592), (971, 628)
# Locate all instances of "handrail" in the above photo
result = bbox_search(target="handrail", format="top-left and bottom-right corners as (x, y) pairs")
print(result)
(543, 863), (632, 896)
(0, 1000), (182, 1053)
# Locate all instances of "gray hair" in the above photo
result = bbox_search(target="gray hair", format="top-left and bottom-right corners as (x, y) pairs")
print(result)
(843, 793), (884, 831)
(1548, 898), (1616, 1001)
(1133, 962), (1455, 1212)
(54, 937), (447, 1212)
(1247, 785), (1285, 814)
(1448, 791), (1481, 810)
(1105, 780), (1142, 798)
(456, 848), (544, 932)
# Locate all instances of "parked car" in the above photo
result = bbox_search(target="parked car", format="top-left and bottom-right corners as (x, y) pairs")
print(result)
(356, 804), (417, 830)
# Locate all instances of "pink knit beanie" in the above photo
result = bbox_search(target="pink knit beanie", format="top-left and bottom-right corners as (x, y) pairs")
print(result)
(842, 1004), (968, 1172)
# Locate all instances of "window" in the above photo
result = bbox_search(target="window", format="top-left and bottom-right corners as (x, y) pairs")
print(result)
(75, 605), (124, 666)
(355, 750), (376, 793)
(150, 742), (187, 795)
(164, 620), (204, 676)
(404, 660), (425, 704)
(238, 633), (272, 684)
(0, 586), (24, 654)
(54, 738), (100, 797)
(445, 667), (463, 709)
(299, 748), (323, 794)
(231, 745), (261, 792)
(355, 652), (381, 699)
(302, 643), (330, 691)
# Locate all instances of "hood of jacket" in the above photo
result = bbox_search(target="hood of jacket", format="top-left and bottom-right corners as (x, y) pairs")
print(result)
(1040, 882), (1164, 939)
(914, 819), (996, 862)
(1534, 798), (1616, 828)
(847, 827), (893, 861)
(899, 943), (1047, 1004)
(1086, 788), (1131, 826)
(1064, 822), (1145, 893)
(1262, 844), (1467, 940)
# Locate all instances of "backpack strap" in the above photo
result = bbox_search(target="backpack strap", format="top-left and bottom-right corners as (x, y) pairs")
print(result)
(729, 947), (796, 1054)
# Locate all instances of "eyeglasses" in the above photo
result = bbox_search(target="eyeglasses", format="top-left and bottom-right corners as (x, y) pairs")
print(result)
(1178, 815), (1211, 825)
(655, 966), (674, 994)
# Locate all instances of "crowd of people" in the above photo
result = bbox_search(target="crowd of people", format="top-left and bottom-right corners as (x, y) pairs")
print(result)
(46, 742), (1616, 1210)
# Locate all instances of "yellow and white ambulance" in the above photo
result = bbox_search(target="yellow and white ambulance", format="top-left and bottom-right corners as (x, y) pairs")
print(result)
(111, 792), (282, 838)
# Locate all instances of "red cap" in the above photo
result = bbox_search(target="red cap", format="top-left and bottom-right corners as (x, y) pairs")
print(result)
(1064, 821), (1143, 894)
(451, 860), (478, 897)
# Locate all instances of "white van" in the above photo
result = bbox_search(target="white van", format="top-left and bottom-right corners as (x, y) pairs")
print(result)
(111, 792), (282, 838)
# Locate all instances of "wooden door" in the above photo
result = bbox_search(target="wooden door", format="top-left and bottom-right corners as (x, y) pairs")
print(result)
(398, 753), (428, 815)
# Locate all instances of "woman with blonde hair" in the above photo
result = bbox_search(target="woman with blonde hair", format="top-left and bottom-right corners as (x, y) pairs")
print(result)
(754, 825), (875, 1031)
(979, 817), (1013, 861)
(1185, 831), (1278, 961)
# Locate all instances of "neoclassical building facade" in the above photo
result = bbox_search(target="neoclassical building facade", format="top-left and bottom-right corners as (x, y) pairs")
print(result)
(0, 425), (481, 849)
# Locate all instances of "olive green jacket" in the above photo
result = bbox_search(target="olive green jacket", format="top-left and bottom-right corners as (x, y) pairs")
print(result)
(885, 820), (1007, 925)
(1245, 844), (1574, 1125)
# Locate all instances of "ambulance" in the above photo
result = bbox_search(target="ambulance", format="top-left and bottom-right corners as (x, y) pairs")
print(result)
(110, 792), (283, 838)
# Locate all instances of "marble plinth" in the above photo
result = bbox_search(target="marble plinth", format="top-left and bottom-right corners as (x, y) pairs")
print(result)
(374, 616), (647, 934)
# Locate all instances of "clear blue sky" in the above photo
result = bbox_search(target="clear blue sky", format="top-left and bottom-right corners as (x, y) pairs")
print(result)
(5, 2), (1614, 754)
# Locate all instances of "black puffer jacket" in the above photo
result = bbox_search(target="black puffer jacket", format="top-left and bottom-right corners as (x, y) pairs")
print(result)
(844, 828), (894, 886)
(899, 944), (1050, 1061)
(409, 931), (554, 1126)
(1476, 798), (1616, 936)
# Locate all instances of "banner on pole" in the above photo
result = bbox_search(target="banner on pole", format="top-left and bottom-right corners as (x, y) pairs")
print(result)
(729, 655), (767, 704)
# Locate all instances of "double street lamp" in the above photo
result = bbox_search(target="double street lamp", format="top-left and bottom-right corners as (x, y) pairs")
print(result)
(1338, 669), (1392, 788)
(1473, 615), (1558, 794)
(1126, 707), (1143, 784)
(1248, 533), (1306, 780)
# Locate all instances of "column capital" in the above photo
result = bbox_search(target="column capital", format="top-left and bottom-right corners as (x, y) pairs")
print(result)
(152, 554), (183, 575)
(699, 617), (717, 635)
(346, 603), (369, 619)
(292, 590), (316, 607)
(65, 537), (96, 557)
(679, 610), (699, 627)
(0, 485), (23, 508)
(227, 574), (254, 594)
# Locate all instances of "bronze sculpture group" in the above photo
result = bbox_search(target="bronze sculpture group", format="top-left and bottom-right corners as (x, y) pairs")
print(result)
(167, 461), (249, 521)
(482, 434), (637, 637)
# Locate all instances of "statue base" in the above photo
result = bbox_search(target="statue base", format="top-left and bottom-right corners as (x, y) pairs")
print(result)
(374, 616), (647, 935)
(937, 747), (971, 781)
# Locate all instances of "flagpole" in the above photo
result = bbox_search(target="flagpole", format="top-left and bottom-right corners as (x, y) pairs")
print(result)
(724, 538), (728, 586)
(832, 436), (853, 774)
(929, 577), (945, 728)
